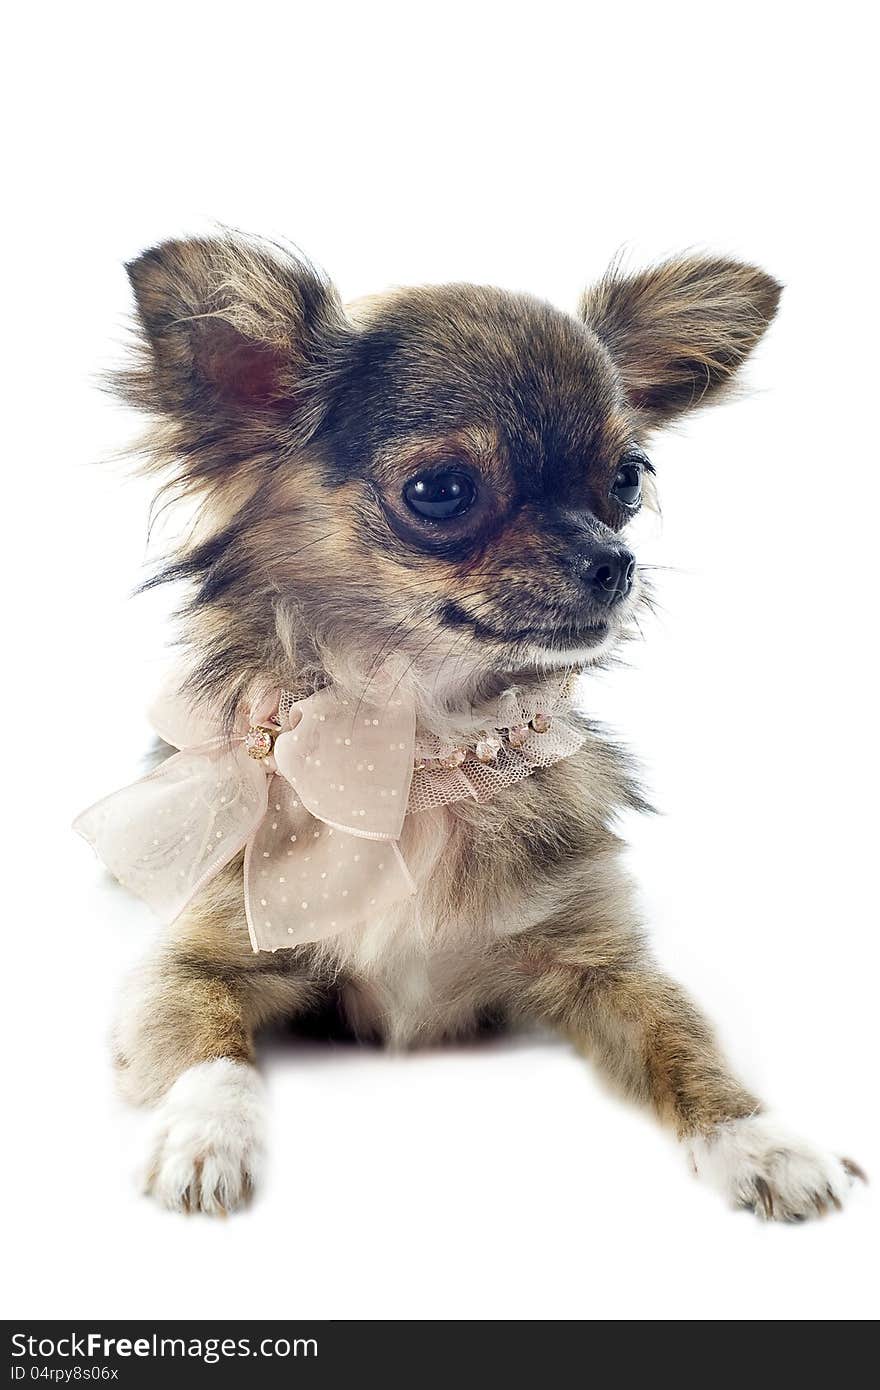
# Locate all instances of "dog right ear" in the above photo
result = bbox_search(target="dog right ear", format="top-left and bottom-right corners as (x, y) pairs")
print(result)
(580, 255), (781, 427)
(122, 235), (350, 440)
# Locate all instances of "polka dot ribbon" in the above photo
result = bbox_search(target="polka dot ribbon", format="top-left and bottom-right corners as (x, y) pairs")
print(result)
(74, 678), (418, 953)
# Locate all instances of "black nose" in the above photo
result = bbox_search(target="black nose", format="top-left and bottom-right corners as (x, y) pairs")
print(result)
(583, 547), (636, 606)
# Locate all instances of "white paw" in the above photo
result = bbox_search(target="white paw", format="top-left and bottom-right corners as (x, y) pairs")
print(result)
(142, 1059), (266, 1214)
(687, 1114), (865, 1222)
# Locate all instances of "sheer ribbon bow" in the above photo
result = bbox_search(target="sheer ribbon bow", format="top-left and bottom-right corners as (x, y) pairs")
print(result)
(75, 670), (588, 952)
(75, 681), (418, 952)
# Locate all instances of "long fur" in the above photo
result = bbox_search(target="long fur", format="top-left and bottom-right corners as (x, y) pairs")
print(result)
(103, 235), (861, 1218)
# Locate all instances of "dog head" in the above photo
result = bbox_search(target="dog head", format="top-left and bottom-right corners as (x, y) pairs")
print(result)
(124, 236), (779, 710)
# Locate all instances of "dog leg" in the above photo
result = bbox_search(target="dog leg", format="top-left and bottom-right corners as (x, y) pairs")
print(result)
(114, 885), (322, 1214)
(512, 923), (863, 1221)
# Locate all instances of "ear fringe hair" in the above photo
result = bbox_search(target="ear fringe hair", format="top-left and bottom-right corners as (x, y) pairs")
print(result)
(581, 254), (782, 425)
(110, 230), (352, 515)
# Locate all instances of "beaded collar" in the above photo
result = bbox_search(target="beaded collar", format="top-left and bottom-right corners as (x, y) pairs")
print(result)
(75, 668), (586, 952)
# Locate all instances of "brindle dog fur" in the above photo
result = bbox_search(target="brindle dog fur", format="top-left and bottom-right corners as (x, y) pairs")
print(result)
(107, 235), (862, 1219)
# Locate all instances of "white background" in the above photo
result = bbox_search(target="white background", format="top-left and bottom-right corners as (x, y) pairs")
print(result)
(3, 1), (878, 1322)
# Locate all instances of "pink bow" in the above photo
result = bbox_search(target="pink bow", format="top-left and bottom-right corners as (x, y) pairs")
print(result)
(74, 679), (417, 952)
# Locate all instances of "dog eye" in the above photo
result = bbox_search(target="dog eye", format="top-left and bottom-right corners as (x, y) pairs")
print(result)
(610, 461), (643, 508)
(403, 470), (476, 520)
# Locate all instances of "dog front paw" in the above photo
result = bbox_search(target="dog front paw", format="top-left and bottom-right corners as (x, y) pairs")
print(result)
(687, 1114), (865, 1222)
(142, 1059), (266, 1214)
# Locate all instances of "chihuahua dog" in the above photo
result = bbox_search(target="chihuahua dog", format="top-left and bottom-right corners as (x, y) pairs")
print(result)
(89, 234), (862, 1219)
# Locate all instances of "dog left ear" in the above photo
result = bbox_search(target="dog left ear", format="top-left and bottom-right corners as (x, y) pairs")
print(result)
(122, 234), (350, 439)
(580, 255), (782, 427)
